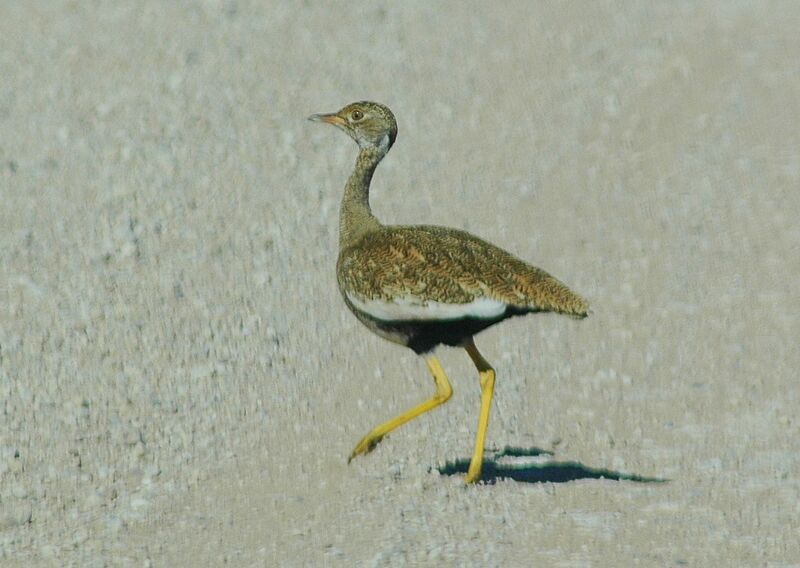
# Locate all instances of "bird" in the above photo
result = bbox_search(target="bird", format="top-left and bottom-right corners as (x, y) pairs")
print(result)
(309, 101), (588, 483)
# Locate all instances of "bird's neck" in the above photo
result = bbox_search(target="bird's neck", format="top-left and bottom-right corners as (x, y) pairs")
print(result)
(339, 146), (385, 250)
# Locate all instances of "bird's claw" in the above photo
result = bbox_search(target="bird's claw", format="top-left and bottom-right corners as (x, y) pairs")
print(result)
(348, 434), (384, 463)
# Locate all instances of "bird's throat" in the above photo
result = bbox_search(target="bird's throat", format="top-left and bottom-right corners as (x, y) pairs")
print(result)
(339, 147), (384, 250)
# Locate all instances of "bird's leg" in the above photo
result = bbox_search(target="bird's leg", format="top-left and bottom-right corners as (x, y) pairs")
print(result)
(463, 338), (496, 484)
(348, 355), (453, 463)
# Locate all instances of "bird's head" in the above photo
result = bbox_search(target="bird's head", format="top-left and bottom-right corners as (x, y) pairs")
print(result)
(309, 101), (397, 154)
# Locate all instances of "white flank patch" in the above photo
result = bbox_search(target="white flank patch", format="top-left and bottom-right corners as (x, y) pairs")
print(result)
(347, 292), (507, 322)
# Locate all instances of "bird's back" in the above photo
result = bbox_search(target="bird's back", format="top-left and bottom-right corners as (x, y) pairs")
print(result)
(337, 225), (588, 320)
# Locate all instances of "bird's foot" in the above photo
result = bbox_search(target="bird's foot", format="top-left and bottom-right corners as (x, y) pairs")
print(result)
(464, 460), (484, 484)
(348, 433), (385, 463)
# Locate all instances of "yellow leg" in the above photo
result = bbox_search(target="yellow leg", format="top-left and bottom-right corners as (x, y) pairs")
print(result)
(349, 355), (453, 463)
(463, 338), (496, 484)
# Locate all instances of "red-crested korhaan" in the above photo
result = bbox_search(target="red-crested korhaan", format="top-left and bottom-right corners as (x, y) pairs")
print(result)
(310, 101), (588, 484)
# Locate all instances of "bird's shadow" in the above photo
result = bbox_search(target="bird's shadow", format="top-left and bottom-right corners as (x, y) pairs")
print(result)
(437, 446), (668, 485)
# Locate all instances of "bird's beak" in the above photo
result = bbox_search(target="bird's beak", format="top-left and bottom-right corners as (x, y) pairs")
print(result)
(308, 112), (346, 127)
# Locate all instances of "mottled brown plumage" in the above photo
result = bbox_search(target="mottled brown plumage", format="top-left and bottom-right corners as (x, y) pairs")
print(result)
(310, 101), (588, 483)
(338, 225), (587, 314)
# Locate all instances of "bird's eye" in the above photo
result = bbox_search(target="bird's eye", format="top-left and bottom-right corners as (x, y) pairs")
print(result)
(350, 109), (364, 121)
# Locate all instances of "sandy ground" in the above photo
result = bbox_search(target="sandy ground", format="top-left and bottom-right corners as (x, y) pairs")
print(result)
(2, 1), (799, 566)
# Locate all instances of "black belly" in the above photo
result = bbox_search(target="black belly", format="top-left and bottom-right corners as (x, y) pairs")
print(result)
(362, 307), (534, 354)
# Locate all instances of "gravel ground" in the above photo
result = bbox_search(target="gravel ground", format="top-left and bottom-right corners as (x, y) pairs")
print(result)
(2, 1), (799, 566)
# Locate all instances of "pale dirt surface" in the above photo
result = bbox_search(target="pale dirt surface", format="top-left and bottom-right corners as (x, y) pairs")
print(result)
(1, 1), (799, 566)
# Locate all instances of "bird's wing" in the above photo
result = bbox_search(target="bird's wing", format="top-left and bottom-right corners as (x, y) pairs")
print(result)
(337, 225), (587, 321)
